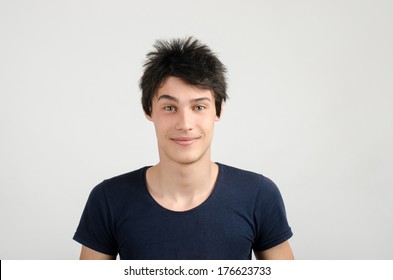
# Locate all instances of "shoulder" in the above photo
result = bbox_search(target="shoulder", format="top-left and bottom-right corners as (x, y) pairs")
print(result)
(89, 166), (149, 200)
(217, 163), (278, 193)
(217, 163), (285, 209)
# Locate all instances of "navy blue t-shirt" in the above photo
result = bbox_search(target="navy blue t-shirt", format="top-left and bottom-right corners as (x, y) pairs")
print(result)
(73, 163), (292, 259)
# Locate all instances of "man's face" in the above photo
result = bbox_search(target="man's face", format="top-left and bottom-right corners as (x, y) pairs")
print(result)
(147, 76), (219, 165)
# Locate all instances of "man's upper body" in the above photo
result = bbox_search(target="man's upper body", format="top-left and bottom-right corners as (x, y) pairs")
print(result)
(73, 163), (293, 260)
(73, 37), (294, 260)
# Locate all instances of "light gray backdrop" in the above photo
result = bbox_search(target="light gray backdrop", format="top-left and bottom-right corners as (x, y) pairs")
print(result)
(1, 0), (392, 259)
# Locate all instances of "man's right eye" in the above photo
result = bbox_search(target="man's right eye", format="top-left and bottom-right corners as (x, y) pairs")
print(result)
(164, 106), (176, 111)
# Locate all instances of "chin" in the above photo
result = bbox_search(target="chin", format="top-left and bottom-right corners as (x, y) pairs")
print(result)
(161, 145), (211, 165)
(172, 156), (201, 165)
(167, 151), (208, 165)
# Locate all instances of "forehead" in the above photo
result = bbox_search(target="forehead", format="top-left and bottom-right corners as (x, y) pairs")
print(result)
(155, 76), (213, 100)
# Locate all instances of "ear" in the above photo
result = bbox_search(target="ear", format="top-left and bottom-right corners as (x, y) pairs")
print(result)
(145, 112), (153, 122)
(215, 106), (223, 121)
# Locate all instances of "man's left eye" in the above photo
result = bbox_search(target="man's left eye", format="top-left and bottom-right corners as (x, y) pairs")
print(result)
(195, 105), (206, 110)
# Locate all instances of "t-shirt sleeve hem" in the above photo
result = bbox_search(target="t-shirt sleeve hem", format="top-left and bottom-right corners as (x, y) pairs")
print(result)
(73, 233), (117, 257)
(253, 229), (293, 252)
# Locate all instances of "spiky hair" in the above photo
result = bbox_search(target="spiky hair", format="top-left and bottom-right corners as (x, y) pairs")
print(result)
(140, 37), (228, 117)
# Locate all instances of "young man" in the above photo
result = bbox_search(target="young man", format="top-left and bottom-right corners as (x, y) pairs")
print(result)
(73, 37), (294, 260)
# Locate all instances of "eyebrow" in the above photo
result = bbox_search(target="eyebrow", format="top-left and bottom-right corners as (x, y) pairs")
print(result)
(157, 95), (212, 103)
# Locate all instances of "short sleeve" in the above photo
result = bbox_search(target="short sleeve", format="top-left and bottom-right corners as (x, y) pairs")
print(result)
(252, 176), (293, 252)
(73, 182), (118, 256)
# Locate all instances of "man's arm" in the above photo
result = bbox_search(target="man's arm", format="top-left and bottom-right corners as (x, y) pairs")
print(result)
(79, 245), (116, 260)
(254, 241), (294, 260)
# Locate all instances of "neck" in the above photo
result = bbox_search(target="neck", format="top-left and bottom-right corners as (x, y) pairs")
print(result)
(146, 160), (219, 211)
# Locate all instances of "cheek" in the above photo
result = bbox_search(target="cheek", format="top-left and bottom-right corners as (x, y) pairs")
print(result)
(200, 118), (216, 134)
(153, 118), (171, 136)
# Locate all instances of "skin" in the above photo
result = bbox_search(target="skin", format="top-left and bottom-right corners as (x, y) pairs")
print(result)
(79, 76), (294, 260)
(144, 76), (220, 212)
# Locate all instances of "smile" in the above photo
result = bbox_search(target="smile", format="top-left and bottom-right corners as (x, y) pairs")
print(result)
(171, 137), (200, 146)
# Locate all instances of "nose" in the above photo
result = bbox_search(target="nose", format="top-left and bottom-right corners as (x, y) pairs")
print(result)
(175, 109), (194, 131)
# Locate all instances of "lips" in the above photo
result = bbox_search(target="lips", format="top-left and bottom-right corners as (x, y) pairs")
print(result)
(171, 136), (200, 146)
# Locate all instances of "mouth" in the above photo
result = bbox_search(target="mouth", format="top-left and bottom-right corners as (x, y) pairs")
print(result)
(171, 137), (200, 146)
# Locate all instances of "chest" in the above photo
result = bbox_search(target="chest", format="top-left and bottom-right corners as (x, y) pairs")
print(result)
(115, 205), (256, 259)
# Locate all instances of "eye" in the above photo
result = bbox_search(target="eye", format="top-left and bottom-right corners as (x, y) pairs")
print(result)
(164, 106), (176, 112)
(195, 105), (206, 111)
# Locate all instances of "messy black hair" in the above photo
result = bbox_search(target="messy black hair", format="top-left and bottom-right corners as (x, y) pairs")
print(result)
(139, 37), (228, 117)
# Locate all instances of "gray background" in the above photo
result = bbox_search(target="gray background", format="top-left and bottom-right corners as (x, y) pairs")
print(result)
(1, 0), (392, 259)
